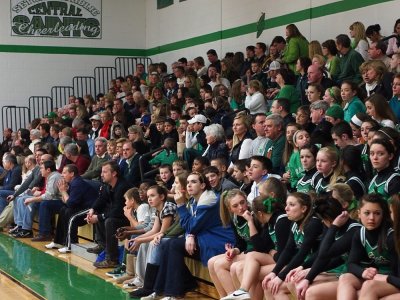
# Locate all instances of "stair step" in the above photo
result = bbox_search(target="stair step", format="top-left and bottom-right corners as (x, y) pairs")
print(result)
(71, 242), (98, 263)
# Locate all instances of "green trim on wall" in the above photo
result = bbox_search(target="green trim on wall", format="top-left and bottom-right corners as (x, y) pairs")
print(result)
(0, 44), (146, 56)
(0, 0), (395, 57)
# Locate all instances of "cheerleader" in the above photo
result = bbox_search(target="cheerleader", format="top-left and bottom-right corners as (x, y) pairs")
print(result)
(337, 194), (395, 299)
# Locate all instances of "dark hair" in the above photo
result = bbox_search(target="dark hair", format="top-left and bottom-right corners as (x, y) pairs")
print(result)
(256, 42), (267, 53)
(366, 94), (397, 124)
(390, 194), (400, 255)
(336, 34), (351, 48)
(159, 164), (173, 172)
(290, 192), (314, 228)
(366, 24), (381, 36)
(314, 195), (344, 222)
(64, 164), (79, 176)
(207, 49), (218, 56)
(360, 194), (392, 253)
(278, 68), (296, 85)
(251, 155), (272, 172)
(393, 18), (400, 33)
(102, 160), (121, 177)
(42, 160), (56, 172)
(246, 45), (255, 52)
(374, 40), (388, 54)
(203, 166), (220, 176)
(370, 138), (396, 156)
(298, 57), (312, 72)
(194, 56), (205, 67)
(300, 144), (319, 160)
(233, 159), (250, 173)
(193, 156), (210, 167)
(275, 98), (290, 113)
(286, 24), (304, 39)
(124, 187), (143, 205)
(321, 39), (338, 56)
(341, 145), (363, 173)
(271, 36), (286, 45)
(39, 123), (50, 133)
(331, 121), (353, 139)
(189, 171), (212, 191)
(341, 80), (362, 98)
(148, 185), (168, 202)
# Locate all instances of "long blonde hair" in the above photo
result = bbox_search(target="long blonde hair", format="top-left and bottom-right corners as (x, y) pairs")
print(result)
(219, 189), (248, 227)
(232, 113), (251, 148)
(350, 21), (368, 47)
(318, 147), (344, 185)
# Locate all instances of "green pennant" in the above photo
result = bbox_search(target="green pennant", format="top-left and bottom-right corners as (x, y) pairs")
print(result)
(256, 12), (266, 38)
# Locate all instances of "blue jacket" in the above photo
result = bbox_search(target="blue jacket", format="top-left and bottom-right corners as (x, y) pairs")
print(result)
(1, 165), (22, 190)
(67, 176), (98, 209)
(178, 190), (235, 265)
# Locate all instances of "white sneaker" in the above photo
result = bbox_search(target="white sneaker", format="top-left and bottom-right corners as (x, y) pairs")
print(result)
(45, 242), (63, 249)
(141, 292), (162, 300)
(220, 289), (251, 300)
(122, 277), (143, 289)
(58, 247), (71, 253)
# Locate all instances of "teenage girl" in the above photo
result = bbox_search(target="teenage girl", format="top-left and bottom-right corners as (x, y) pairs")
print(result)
(341, 80), (366, 122)
(329, 183), (359, 220)
(373, 127), (400, 172)
(365, 94), (397, 128)
(368, 138), (400, 201)
(290, 196), (362, 300)
(357, 194), (400, 300)
(208, 189), (263, 298)
(262, 192), (323, 298)
(337, 194), (395, 300)
(222, 178), (291, 300)
(359, 119), (380, 181)
(283, 129), (310, 191)
(341, 145), (366, 200)
(296, 144), (319, 193)
(312, 146), (344, 194)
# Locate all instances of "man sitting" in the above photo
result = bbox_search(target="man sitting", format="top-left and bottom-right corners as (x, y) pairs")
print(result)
(45, 164), (98, 253)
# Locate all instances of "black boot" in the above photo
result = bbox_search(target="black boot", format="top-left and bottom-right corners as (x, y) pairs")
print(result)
(129, 263), (159, 298)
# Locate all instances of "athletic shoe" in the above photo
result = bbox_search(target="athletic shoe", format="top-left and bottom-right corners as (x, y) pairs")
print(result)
(105, 264), (126, 277)
(45, 242), (63, 249)
(141, 292), (163, 300)
(58, 247), (71, 254)
(115, 274), (134, 284)
(93, 259), (119, 269)
(123, 277), (143, 289)
(8, 225), (20, 234)
(31, 234), (53, 242)
(220, 289), (251, 300)
(87, 244), (104, 254)
(12, 230), (33, 238)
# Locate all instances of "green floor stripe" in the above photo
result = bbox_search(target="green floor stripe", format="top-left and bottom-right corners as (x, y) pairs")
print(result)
(0, 234), (127, 299)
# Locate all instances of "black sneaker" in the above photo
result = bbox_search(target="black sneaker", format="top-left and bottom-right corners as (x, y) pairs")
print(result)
(8, 225), (21, 235)
(13, 230), (33, 238)
(87, 244), (104, 254)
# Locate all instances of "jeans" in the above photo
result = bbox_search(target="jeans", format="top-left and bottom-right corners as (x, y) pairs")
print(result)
(14, 195), (39, 230)
(38, 200), (64, 235)
(0, 190), (15, 214)
(147, 238), (170, 265)
(154, 237), (197, 297)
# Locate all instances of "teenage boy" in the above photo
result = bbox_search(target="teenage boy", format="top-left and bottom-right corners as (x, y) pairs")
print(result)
(204, 166), (238, 195)
(183, 114), (208, 168)
(247, 155), (276, 204)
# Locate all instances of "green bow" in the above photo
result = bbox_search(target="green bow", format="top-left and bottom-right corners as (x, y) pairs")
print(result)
(361, 154), (369, 163)
(263, 197), (279, 214)
(348, 198), (358, 211)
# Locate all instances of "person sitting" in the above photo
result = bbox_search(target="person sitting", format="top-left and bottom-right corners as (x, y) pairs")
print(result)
(27, 160), (62, 241)
(63, 143), (90, 175)
(204, 166), (238, 195)
(270, 98), (296, 128)
(45, 164), (98, 253)
(334, 34), (364, 84)
(0, 153), (22, 215)
(183, 114), (208, 169)
(81, 137), (111, 181)
(264, 114), (286, 175)
(86, 161), (131, 268)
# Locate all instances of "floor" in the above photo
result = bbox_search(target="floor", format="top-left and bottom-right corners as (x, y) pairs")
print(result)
(0, 232), (214, 299)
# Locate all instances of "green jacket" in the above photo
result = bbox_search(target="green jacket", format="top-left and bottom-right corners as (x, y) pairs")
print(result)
(282, 36), (309, 74)
(334, 48), (364, 84)
(287, 151), (304, 189)
(149, 149), (178, 165)
(264, 134), (286, 175)
(275, 85), (301, 113)
(343, 96), (365, 122)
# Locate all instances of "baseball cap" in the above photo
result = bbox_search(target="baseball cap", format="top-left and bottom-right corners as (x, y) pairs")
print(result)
(90, 114), (101, 121)
(188, 114), (207, 124)
(267, 61), (281, 72)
